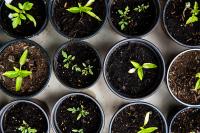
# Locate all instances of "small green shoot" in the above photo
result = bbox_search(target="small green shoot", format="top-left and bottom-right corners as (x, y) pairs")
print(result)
(134, 4), (149, 13)
(194, 72), (200, 92)
(117, 6), (131, 30)
(189, 131), (195, 133)
(183, 1), (200, 25)
(128, 60), (157, 81)
(66, 0), (101, 21)
(137, 112), (158, 133)
(72, 129), (84, 133)
(6, 2), (36, 28)
(62, 50), (93, 76)
(18, 120), (37, 133)
(2, 49), (32, 91)
(67, 105), (89, 120)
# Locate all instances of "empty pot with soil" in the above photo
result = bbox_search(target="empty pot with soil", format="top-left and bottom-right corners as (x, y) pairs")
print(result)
(0, 99), (50, 133)
(163, 0), (200, 47)
(0, 0), (48, 38)
(49, 0), (107, 39)
(169, 107), (200, 132)
(108, 0), (160, 37)
(109, 102), (168, 133)
(104, 38), (165, 100)
(51, 93), (104, 133)
(0, 39), (51, 97)
(53, 41), (101, 89)
(167, 49), (200, 106)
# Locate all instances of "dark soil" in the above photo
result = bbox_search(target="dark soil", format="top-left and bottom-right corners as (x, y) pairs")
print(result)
(164, 0), (200, 46)
(171, 108), (200, 132)
(0, 0), (47, 37)
(105, 41), (164, 98)
(110, 0), (159, 36)
(0, 40), (50, 97)
(2, 102), (48, 133)
(54, 41), (101, 89)
(111, 104), (166, 133)
(51, 0), (106, 38)
(56, 95), (102, 133)
(168, 50), (200, 105)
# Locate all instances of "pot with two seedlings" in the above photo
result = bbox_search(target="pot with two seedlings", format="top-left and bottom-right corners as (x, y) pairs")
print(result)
(0, 39), (51, 97)
(104, 38), (165, 100)
(51, 93), (104, 133)
(163, 0), (200, 47)
(0, 0), (48, 38)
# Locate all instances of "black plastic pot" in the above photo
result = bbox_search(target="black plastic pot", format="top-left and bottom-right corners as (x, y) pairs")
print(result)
(169, 107), (200, 132)
(0, 39), (51, 98)
(0, 0), (48, 38)
(109, 102), (168, 133)
(108, 0), (161, 38)
(103, 38), (165, 100)
(163, 0), (200, 48)
(167, 49), (200, 107)
(48, 0), (108, 40)
(53, 40), (102, 90)
(51, 92), (105, 133)
(0, 99), (50, 133)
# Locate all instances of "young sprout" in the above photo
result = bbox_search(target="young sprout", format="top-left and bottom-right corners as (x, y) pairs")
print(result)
(62, 50), (75, 69)
(66, 0), (101, 21)
(184, 1), (200, 25)
(117, 6), (131, 30)
(137, 112), (158, 133)
(134, 4), (149, 13)
(72, 129), (84, 133)
(2, 49), (32, 91)
(81, 63), (93, 76)
(128, 60), (157, 81)
(194, 73), (200, 92)
(5, 2), (36, 28)
(72, 64), (82, 72)
(67, 105), (89, 120)
(18, 120), (37, 133)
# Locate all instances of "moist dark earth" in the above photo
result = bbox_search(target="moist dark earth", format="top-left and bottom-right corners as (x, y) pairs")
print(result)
(110, 0), (158, 36)
(0, 40), (50, 96)
(2, 102), (48, 133)
(52, 0), (106, 38)
(105, 41), (164, 98)
(56, 95), (102, 133)
(171, 108), (200, 132)
(111, 104), (166, 133)
(0, 0), (47, 37)
(168, 50), (200, 105)
(54, 42), (101, 89)
(164, 0), (200, 46)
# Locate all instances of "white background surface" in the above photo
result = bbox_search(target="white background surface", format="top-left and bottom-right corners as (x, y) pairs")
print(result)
(0, 1), (189, 132)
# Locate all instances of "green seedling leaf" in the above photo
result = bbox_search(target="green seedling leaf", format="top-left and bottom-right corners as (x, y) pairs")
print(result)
(16, 76), (23, 91)
(138, 127), (158, 133)
(143, 112), (151, 126)
(3, 71), (19, 78)
(193, 1), (199, 15)
(85, 0), (95, 7)
(23, 2), (33, 11)
(19, 49), (28, 66)
(62, 50), (68, 58)
(72, 129), (84, 133)
(137, 67), (143, 80)
(67, 7), (81, 13)
(18, 3), (23, 10)
(196, 73), (200, 78)
(130, 61), (141, 68)
(185, 1), (200, 25)
(12, 17), (21, 28)
(6, 4), (20, 13)
(20, 70), (32, 78)
(20, 14), (26, 20)
(26, 14), (37, 27)
(142, 63), (157, 69)
(18, 120), (37, 133)
(86, 11), (102, 21)
(186, 15), (198, 24)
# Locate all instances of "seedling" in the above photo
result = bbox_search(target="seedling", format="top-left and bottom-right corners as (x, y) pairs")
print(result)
(81, 63), (93, 76)
(128, 60), (157, 80)
(2, 49), (32, 91)
(183, 1), (200, 25)
(62, 50), (75, 69)
(72, 129), (84, 133)
(5, 1), (36, 28)
(66, 0), (101, 21)
(18, 120), (37, 133)
(137, 112), (158, 133)
(67, 105), (89, 120)
(134, 4), (149, 13)
(117, 6), (131, 30)
(194, 73), (200, 92)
